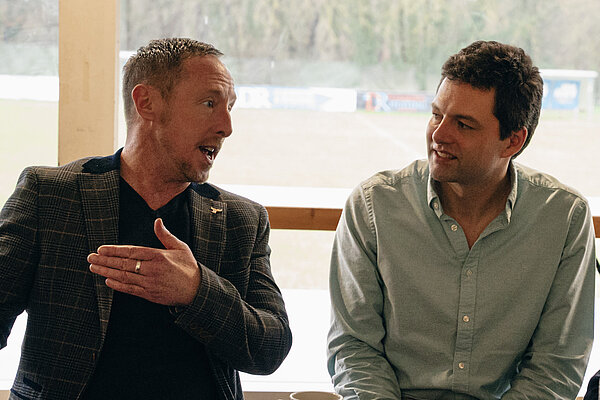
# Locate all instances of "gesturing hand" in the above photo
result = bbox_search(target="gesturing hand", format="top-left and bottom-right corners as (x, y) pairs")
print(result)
(88, 218), (201, 306)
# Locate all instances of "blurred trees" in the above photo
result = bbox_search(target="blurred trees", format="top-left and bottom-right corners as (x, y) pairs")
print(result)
(0, 0), (58, 74)
(119, 0), (600, 90)
(2, 0), (599, 90)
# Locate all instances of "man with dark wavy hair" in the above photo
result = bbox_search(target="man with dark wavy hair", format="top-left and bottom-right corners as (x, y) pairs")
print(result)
(328, 40), (595, 399)
(0, 38), (292, 400)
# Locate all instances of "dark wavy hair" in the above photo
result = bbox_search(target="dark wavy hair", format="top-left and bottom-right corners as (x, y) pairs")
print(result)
(122, 38), (223, 127)
(440, 40), (543, 157)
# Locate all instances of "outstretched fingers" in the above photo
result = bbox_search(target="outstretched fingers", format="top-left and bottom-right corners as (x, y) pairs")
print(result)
(95, 244), (155, 261)
(88, 246), (157, 285)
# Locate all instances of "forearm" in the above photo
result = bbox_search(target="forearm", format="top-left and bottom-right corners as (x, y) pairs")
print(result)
(501, 306), (594, 399)
(328, 261), (401, 399)
(175, 261), (292, 374)
(501, 352), (592, 399)
(328, 333), (402, 399)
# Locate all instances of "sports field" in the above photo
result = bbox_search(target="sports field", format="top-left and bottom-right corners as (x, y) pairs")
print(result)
(218, 107), (600, 289)
(2, 99), (599, 290)
(215, 108), (600, 195)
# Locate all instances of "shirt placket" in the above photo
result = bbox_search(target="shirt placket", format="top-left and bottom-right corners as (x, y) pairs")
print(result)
(440, 216), (479, 394)
(452, 244), (479, 394)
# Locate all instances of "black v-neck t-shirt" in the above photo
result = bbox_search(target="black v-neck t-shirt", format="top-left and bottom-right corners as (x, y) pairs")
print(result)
(82, 179), (217, 399)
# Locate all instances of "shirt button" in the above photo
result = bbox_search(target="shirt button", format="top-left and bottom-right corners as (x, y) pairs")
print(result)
(463, 315), (470, 323)
(433, 202), (439, 210)
(466, 269), (473, 277)
(458, 362), (465, 369)
(451, 224), (458, 232)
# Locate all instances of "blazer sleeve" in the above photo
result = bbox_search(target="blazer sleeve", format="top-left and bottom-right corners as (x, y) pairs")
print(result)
(172, 203), (292, 375)
(0, 168), (40, 349)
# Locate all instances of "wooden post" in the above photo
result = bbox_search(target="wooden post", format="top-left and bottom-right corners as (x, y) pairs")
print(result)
(58, 0), (119, 164)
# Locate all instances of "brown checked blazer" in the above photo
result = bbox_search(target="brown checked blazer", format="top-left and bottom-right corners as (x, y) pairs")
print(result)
(0, 151), (292, 400)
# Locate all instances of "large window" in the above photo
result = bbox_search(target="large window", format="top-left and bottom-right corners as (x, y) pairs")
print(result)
(1, 0), (599, 396)
(117, 0), (600, 393)
(119, 0), (600, 193)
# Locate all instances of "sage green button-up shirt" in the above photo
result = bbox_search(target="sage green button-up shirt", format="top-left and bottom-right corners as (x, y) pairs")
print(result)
(328, 160), (595, 400)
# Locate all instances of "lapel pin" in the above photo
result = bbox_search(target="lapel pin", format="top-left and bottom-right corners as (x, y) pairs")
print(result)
(210, 206), (223, 214)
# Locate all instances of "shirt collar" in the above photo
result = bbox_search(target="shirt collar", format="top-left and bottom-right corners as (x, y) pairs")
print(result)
(427, 172), (444, 218)
(504, 161), (518, 222)
(427, 161), (519, 221)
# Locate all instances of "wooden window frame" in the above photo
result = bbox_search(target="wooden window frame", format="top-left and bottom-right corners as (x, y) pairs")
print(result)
(266, 207), (600, 238)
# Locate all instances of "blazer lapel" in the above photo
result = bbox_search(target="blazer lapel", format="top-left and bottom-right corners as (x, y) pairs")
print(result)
(79, 169), (120, 340)
(188, 185), (226, 274)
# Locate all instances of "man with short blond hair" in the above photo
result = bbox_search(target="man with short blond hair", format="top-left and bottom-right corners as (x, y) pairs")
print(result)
(0, 38), (292, 400)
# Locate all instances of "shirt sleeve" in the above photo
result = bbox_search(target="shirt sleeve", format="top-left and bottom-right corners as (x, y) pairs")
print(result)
(173, 204), (293, 376)
(502, 198), (596, 399)
(327, 184), (402, 399)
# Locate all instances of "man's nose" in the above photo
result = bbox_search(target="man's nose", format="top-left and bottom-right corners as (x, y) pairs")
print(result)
(217, 108), (233, 137)
(431, 117), (452, 143)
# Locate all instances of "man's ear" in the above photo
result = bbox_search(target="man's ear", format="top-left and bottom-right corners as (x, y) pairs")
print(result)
(502, 127), (528, 158)
(131, 84), (162, 122)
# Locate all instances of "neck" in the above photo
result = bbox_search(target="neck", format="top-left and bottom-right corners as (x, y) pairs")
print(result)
(436, 172), (512, 249)
(120, 140), (188, 210)
(436, 171), (512, 224)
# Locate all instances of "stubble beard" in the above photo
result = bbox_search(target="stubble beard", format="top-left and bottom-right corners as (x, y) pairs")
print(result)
(180, 161), (211, 184)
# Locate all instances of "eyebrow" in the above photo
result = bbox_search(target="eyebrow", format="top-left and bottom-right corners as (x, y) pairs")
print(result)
(455, 114), (481, 125)
(204, 88), (237, 102)
(431, 103), (482, 126)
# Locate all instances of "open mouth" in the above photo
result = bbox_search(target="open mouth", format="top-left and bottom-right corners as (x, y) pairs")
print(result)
(199, 146), (217, 160)
(434, 150), (456, 160)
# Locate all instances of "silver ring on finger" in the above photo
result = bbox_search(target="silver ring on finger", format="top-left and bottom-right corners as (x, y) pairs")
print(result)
(134, 259), (142, 274)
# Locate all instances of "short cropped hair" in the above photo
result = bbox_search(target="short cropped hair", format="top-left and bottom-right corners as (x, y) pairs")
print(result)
(441, 40), (543, 157)
(122, 38), (223, 127)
